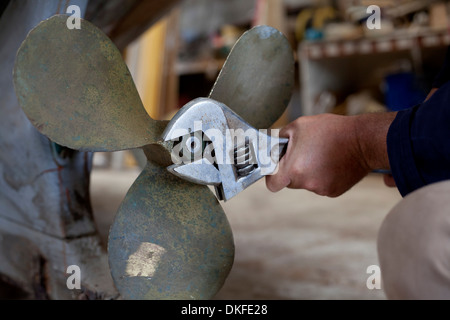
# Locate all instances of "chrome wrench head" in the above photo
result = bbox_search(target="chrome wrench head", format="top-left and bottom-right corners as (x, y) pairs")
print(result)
(162, 98), (288, 201)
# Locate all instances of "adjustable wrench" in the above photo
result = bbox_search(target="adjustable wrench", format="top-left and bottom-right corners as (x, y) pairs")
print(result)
(162, 98), (288, 201)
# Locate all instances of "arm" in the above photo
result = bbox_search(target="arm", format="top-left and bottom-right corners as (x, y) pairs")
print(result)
(267, 83), (450, 198)
(266, 112), (396, 197)
(380, 86), (438, 188)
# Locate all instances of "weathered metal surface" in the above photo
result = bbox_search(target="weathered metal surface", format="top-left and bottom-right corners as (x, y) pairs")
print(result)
(0, 215), (118, 299)
(108, 160), (234, 299)
(209, 25), (295, 130)
(14, 15), (159, 152)
(0, 0), (117, 299)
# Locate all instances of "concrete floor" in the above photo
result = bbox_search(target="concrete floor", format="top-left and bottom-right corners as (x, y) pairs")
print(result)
(90, 167), (402, 300)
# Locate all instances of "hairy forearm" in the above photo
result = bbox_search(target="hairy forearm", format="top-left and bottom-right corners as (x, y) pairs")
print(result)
(353, 112), (398, 171)
(266, 111), (398, 196)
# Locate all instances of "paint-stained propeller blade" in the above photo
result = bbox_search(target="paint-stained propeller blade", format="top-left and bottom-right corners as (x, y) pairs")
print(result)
(209, 25), (295, 129)
(108, 161), (234, 299)
(13, 15), (160, 152)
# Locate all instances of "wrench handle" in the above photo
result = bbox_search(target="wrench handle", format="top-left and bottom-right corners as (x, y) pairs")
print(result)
(278, 140), (288, 160)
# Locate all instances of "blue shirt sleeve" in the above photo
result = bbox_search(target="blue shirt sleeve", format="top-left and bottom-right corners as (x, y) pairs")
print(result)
(432, 46), (450, 88)
(387, 81), (450, 196)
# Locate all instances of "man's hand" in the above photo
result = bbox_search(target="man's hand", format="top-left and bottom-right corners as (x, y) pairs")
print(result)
(266, 112), (397, 197)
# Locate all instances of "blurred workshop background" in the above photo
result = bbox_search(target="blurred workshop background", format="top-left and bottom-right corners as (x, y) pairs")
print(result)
(90, 0), (450, 299)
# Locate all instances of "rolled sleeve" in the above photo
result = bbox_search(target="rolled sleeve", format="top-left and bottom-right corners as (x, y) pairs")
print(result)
(387, 105), (424, 196)
(387, 82), (450, 197)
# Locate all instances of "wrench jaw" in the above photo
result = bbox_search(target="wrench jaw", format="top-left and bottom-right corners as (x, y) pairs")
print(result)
(167, 160), (221, 186)
(218, 164), (263, 201)
(162, 98), (228, 142)
(162, 98), (225, 188)
(162, 98), (242, 201)
(163, 97), (287, 201)
(164, 132), (267, 202)
(217, 132), (286, 201)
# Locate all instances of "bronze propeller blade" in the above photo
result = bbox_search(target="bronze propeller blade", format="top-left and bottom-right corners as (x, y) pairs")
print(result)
(13, 15), (161, 152)
(108, 161), (234, 299)
(13, 14), (294, 299)
(210, 25), (294, 129)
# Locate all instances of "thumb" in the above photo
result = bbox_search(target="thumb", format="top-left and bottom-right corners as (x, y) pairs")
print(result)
(265, 158), (291, 192)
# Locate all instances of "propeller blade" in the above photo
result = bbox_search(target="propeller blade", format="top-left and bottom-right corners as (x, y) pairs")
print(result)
(209, 25), (295, 129)
(108, 161), (234, 299)
(13, 15), (160, 152)
(13, 14), (292, 300)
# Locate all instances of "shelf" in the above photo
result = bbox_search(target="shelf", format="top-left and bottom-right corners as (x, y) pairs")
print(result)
(298, 28), (449, 116)
(299, 29), (450, 60)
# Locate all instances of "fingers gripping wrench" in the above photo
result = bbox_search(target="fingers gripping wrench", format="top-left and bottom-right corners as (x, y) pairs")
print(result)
(162, 98), (288, 201)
